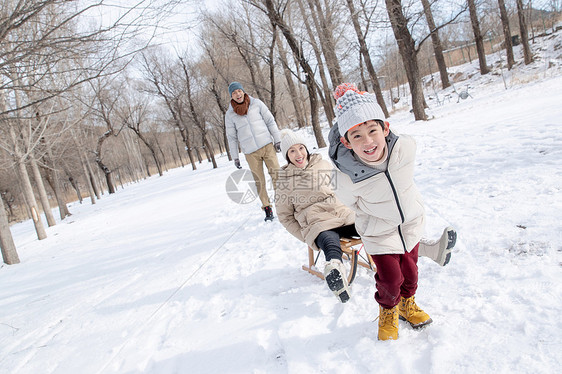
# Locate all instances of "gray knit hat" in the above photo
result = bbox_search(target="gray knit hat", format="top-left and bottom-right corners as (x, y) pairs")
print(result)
(280, 129), (307, 158)
(335, 87), (385, 136)
(228, 82), (244, 97)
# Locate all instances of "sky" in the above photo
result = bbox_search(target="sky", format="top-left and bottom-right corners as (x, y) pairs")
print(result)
(0, 28), (561, 374)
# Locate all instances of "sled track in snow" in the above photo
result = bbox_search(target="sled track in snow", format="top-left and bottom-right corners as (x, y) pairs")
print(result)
(96, 215), (252, 373)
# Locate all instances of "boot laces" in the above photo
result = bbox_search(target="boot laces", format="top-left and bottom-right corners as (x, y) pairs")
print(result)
(380, 307), (397, 327)
(405, 297), (421, 316)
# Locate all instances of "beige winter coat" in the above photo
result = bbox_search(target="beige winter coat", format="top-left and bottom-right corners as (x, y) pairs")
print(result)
(333, 135), (425, 255)
(275, 153), (355, 251)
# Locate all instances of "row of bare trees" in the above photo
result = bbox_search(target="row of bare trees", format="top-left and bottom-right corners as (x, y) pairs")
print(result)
(2, 0), (559, 265)
(0, 0), (191, 264)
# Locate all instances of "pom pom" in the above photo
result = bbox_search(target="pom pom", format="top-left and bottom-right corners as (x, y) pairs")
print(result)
(333, 83), (361, 101)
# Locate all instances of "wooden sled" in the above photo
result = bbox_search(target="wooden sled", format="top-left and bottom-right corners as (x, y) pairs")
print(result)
(302, 237), (376, 285)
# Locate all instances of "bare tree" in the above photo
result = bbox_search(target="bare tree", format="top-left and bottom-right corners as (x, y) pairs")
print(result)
(420, 0), (451, 89)
(141, 50), (198, 170)
(498, 0), (515, 69)
(344, 0), (390, 117)
(307, 0), (344, 86)
(204, 11), (268, 102)
(384, 0), (467, 120)
(178, 56), (218, 169)
(209, 78), (232, 159)
(468, 0), (490, 75)
(275, 33), (307, 128)
(70, 128), (99, 203)
(0, 0), (171, 118)
(199, 34), (232, 159)
(295, 0), (335, 125)
(516, 0), (533, 64)
(89, 78), (128, 194)
(0, 194), (19, 264)
(0, 0), (179, 255)
(256, 0), (327, 148)
(121, 97), (164, 176)
(385, 0), (428, 120)
(29, 153), (56, 226)
(0, 83), (48, 240)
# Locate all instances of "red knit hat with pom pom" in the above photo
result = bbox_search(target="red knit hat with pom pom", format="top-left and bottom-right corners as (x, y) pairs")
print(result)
(334, 83), (385, 136)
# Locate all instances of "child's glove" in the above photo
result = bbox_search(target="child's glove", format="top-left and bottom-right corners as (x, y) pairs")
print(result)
(274, 142), (281, 153)
(234, 159), (242, 169)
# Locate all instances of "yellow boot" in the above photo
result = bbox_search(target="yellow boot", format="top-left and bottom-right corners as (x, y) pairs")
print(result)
(398, 296), (432, 329)
(378, 305), (399, 340)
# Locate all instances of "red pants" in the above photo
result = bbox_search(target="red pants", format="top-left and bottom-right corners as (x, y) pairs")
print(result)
(370, 243), (419, 309)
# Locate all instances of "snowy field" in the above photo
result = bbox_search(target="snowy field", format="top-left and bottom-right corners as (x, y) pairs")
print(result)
(1, 33), (561, 373)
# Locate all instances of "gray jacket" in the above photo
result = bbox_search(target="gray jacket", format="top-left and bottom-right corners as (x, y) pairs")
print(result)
(225, 96), (281, 158)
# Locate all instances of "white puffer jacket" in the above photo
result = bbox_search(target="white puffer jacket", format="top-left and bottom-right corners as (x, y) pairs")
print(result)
(329, 126), (425, 255)
(225, 96), (281, 158)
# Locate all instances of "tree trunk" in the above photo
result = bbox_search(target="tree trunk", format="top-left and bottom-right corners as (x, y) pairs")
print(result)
(209, 79), (231, 160)
(308, 0), (344, 86)
(180, 57), (218, 169)
(263, 0), (326, 147)
(130, 128), (163, 176)
(203, 135), (218, 168)
(85, 155), (101, 199)
(70, 128), (99, 201)
(296, 0), (335, 125)
(44, 166), (71, 220)
(212, 129), (224, 155)
(268, 25), (278, 120)
(122, 130), (144, 181)
(70, 162), (88, 203)
(345, 0), (390, 117)
(498, 0), (515, 69)
(233, 44), (265, 103)
(359, 54), (368, 91)
(421, 0), (451, 89)
(180, 126), (197, 170)
(143, 58), (197, 171)
(385, 0), (427, 120)
(17, 160), (47, 240)
(468, 0), (490, 75)
(516, 0), (533, 64)
(275, 34), (307, 128)
(95, 131), (116, 194)
(5, 114), (47, 240)
(153, 137), (169, 172)
(0, 195), (20, 264)
(29, 156), (56, 227)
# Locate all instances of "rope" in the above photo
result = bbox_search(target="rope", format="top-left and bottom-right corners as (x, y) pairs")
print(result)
(97, 215), (251, 373)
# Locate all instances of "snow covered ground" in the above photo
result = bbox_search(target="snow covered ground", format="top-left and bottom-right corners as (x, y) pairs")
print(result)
(1, 33), (561, 374)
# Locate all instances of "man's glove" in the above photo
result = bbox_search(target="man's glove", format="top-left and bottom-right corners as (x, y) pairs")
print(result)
(234, 159), (242, 169)
(274, 142), (281, 153)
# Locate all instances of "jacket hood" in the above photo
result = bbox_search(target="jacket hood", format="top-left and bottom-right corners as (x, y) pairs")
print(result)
(328, 122), (399, 183)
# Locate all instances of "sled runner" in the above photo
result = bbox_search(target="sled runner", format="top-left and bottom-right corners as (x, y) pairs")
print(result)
(302, 237), (376, 285)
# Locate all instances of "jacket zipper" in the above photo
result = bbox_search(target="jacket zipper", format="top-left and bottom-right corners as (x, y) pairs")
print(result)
(384, 170), (407, 251)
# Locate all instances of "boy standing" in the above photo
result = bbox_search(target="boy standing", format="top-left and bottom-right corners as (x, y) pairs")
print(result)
(328, 83), (434, 340)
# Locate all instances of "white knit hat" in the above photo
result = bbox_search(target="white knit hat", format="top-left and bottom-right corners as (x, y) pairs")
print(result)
(335, 88), (385, 136)
(280, 129), (307, 157)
